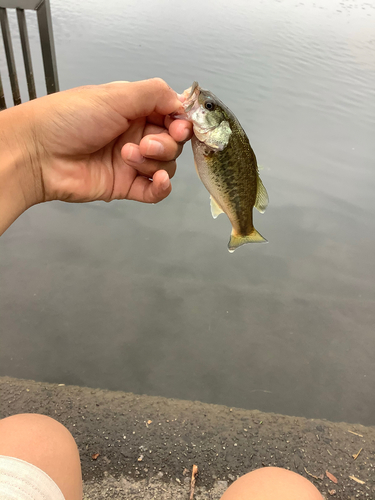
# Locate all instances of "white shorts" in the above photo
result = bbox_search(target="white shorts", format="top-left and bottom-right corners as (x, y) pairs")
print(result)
(0, 455), (65, 500)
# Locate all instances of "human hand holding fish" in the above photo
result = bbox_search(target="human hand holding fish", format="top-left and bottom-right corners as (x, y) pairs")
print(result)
(0, 78), (193, 235)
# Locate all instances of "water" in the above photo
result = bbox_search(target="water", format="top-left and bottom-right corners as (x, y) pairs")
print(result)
(1, 0), (375, 425)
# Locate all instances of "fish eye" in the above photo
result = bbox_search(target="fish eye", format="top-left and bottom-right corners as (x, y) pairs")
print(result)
(204, 100), (215, 111)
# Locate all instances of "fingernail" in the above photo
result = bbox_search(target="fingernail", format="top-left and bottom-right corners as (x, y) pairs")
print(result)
(161, 175), (170, 190)
(125, 145), (142, 162)
(146, 140), (164, 157)
(181, 126), (190, 141)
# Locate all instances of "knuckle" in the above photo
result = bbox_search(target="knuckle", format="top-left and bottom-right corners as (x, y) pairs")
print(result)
(73, 84), (99, 95)
(150, 77), (168, 90)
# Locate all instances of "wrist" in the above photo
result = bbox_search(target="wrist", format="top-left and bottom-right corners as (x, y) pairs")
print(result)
(0, 104), (43, 235)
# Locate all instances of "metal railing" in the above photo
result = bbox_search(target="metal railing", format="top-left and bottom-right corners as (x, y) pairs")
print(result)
(0, 0), (59, 110)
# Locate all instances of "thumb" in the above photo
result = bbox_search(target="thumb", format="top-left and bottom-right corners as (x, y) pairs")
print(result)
(100, 78), (181, 120)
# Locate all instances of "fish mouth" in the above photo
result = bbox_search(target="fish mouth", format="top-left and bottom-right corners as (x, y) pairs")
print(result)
(172, 82), (200, 120)
(183, 81), (200, 112)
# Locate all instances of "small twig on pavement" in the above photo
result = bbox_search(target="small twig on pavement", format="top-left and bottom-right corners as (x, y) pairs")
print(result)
(348, 430), (363, 437)
(352, 448), (363, 460)
(189, 464), (199, 500)
(304, 467), (323, 481)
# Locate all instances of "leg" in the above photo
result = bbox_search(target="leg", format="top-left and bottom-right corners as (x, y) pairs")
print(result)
(220, 467), (323, 500)
(0, 413), (82, 500)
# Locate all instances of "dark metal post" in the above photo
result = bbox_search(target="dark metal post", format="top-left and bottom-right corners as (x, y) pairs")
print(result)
(0, 71), (6, 110)
(0, 7), (21, 105)
(37, 0), (59, 94)
(17, 7), (36, 100)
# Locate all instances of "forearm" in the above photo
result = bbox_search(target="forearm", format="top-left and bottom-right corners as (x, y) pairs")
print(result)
(0, 105), (41, 235)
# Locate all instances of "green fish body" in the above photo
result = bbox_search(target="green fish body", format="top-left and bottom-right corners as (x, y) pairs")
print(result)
(182, 82), (268, 252)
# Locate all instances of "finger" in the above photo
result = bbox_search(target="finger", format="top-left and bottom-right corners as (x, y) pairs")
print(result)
(166, 118), (193, 143)
(101, 78), (182, 121)
(121, 144), (177, 179)
(143, 123), (167, 136)
(121, 143), (177, 178)
(146, 111), (166, 127)
(143, 122), (189, 141)
(127, 170), (171, 203)
(111, 117), (146, 176)
(139, 133), (183, 161)
(115, 116), (145, 150)
(121, 143), (145, 164)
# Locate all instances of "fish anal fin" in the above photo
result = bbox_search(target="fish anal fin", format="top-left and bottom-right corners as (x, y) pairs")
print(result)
(255, 174), (269, 214)
(228, 228), (267, 253)
(210, 195), (224, 219)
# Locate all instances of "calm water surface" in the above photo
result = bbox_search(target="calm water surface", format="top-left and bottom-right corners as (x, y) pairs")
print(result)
(1, 0), (375, 425)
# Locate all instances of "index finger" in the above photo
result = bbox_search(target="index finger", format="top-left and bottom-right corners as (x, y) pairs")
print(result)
(101, 78), (182, 121)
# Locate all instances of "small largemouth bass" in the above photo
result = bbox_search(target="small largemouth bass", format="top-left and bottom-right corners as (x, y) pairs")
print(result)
(180, 82), (268, 252)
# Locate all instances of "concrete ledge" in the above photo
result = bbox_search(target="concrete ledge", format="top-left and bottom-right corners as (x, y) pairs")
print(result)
(83, 475), (229, 500)
(1, 376), (374, 499)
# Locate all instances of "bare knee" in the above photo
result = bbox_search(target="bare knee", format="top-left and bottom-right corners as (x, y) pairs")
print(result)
(220, 467), (323, 500)
(0, 413), (74, 441)
(0, 413), (76, 459)
(0, 413), (82, 500)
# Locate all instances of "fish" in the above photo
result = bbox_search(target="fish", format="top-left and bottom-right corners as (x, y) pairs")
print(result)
(179, 82), (269, 252)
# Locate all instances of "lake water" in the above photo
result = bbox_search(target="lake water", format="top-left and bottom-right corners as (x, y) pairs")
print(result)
(1, 0), (375, 425)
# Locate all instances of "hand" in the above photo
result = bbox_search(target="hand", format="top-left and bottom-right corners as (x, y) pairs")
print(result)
(27, 78), (192, 204)
(0, 78), (192, 234)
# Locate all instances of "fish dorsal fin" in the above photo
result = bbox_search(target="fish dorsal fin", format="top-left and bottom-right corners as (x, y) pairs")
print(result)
(255, 173), (269, 214)
(210, 195), (224, 219)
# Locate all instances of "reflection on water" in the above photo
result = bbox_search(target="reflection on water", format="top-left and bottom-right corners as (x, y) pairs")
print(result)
(1, 0), (375, 424)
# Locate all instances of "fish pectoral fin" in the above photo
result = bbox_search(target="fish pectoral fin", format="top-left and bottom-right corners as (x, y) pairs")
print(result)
(210, 196), (224, 219)
(228, 228), (268, 253)
(254, 174), (269, 214)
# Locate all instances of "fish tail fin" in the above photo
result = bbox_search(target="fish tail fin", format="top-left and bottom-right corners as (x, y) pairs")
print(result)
(228, 228), (268, 253)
